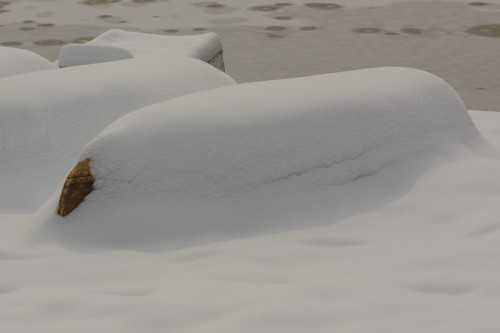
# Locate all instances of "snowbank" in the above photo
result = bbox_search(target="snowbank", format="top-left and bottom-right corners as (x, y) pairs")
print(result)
(50, 67), (480, 250)
(58, 29), (224, 70)
(0, 55), (235, 214)
(58, 44), (134, 67)
(0, 47), (56, 78)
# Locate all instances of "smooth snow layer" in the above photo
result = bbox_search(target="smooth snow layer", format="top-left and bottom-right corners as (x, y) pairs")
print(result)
(0, 47), (57, 78)
(0, 55), (235, 214)
(58, 44), (134, 67)
(59, 29), (223, 67)
(45, 67), (481, 251)
(4, 110), (498, 333)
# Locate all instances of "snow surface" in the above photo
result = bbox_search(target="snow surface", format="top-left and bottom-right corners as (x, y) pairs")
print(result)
(58, 44), (134, 67)
(0, 55), (235, 214)
(0, 47), (56, 78)
(0, 61), (499, 331)
(3, 0), (500, 29)
(36, 67), (482, 251)
(59, 29), (223, 67)
(3, 111), (500, 333)
(0, 1), (499, 331)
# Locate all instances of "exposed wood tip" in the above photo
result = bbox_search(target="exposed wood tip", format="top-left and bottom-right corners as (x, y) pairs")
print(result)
(57, 158), (95, 217)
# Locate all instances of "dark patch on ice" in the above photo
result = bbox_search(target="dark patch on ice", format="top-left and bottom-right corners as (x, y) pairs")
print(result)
(401, 27), (423, 35)
(305, 2), (342, 10)
(23, 20), (35, 23)
(300, 26), (319, 31)
(164, 29), (179, 33)
(466, 24), (500, 37)
(97, 14), (128, 23)
(353, 27), (383, 33)
(266, 32), (284, 38)
(20, 27), (35, 31)
(193, 27), (207, 31)
(72, 36), (94, 43)
(38, 23), (55, 27)
(1, 41), (22, 46)
(194, 2), (237, 14)
(248, 5), (281, 12)
(80, 0), (121, 5)
(274, 16), (291, 20)
(265, 25), (287, 31)
(195, 2), (226, 9)
(34, 39), (66, 46)
(385, 31), (400, 35)
(469, 1), (490, 5)
(0, 1), (8, 13)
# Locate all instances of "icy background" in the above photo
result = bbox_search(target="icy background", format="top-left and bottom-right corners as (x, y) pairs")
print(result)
(0, 0), (499, 110)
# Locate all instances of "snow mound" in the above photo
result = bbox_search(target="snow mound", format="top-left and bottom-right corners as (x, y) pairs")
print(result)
(0, 55), (235, 214)
(58, 44), (134, 67)
(0, 47), (56, 78)
(47, 67), (480, 251)
(58, 29), (223, 67)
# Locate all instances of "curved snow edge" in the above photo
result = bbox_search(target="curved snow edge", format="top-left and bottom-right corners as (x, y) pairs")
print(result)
(0, 47), (57, 79)
(79, 67), (480, 202)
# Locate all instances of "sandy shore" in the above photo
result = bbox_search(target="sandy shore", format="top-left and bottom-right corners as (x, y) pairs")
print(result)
(1, 0), (499, 111)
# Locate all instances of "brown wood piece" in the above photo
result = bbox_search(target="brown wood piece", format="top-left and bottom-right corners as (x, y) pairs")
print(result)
(57, 158), (95, 217)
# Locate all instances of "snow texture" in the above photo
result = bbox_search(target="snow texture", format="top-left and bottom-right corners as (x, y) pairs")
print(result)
(0, 55), (235, 214)
(0, 47), (56, 78)
(46, 67), (481, 251)
(5, 109), (500, 333)
(58, 29), (223, 67)
(58, 44), (134, 67)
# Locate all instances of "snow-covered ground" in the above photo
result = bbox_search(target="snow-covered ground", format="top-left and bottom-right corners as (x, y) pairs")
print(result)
(1, 108), (500, 332)
(0, 55), (234, 214)
(1, 1), (500, 332)
(1, 0), (499, 110)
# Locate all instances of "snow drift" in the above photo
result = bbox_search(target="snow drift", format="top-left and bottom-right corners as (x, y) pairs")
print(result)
(0, 47), (56, 78)
(47, 67), (481, 251)
(0, 55), (235, 214)
(58, 29), (224, 69)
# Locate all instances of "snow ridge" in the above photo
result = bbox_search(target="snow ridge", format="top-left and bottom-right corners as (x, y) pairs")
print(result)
(47, 67), (481, 250)
(0, 55), (235, 213)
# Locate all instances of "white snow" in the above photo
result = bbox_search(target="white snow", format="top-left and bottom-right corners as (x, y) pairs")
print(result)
(59, 29), (223, 67)
(58, 44), (134, 67)
(1, 109), (499, 333)
(0, 47), (57, 78)
(1, 28), (500, 332)
(0, 55), (235, 214)
(36, 67), (481, 251)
